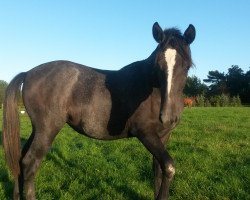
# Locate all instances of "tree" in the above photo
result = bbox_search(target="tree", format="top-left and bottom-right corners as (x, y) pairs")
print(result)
(203, 70), (227, 95)
(241, 68), (250, 104)
(226, 65), (245, 97)
(0, 80), (8, 108)
(184, 75), (208, 97)
(204, 66), (250, 104)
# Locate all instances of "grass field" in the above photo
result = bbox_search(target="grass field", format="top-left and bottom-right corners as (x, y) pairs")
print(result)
(0, 107), (249, 200)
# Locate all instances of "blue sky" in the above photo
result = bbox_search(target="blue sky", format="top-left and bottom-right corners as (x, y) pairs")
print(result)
(0, 1), (250, 82)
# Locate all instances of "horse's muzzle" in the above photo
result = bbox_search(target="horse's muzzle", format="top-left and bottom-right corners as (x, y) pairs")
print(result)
(159, 112), (179, 125)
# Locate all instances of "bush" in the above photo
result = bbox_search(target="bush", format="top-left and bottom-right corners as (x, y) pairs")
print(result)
(191, 94), (242, 107)
(196, 95), (205, 107)
(231, 96), (238, 106)
(230, 95), (241, 107)
(204, 99), (211, 107)
(219, 94), (230, 107)
(209, 96), (220, 107)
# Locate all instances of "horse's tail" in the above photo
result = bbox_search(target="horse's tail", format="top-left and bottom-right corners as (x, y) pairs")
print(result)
(2, 72), (27, 178)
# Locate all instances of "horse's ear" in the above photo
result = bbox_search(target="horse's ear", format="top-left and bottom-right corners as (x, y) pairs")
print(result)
(152, 22), (165, 43)
(184, 24), (196, 44)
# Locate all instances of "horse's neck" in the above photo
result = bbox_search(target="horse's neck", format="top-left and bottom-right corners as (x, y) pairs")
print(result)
(118, 60), (154, 91)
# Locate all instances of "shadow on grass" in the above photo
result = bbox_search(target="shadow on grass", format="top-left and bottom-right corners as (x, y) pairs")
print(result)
(114, 184), (151, 200)
(170, 140), (209, 155)
(1, 130), (153, 199)
(46, 144), (152, 199)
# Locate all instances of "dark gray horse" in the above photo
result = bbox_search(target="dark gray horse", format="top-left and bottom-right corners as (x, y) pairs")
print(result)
(3, 22), (195, 200)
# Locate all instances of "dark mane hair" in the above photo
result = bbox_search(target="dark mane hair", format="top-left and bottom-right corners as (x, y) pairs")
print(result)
(164, 28), (183, 40)
(163, 28), (193, 67)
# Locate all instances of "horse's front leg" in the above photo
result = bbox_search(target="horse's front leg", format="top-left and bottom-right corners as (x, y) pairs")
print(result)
(153, 134), (172, 199)
(137, 132), (175, 200)
(153, 157), (162, 198)
(153, 155), (175, 199)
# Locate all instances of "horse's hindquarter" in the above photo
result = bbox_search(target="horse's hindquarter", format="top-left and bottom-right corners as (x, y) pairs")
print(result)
(23, 61), (81, 127)
(22, 61), (112, 137)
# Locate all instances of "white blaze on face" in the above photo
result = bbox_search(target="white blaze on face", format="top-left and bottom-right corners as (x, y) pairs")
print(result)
(164, 48), (177, 95)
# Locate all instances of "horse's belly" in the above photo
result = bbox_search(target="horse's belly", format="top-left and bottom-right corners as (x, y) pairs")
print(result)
(68, 91), (129, 140)
(69, 119), (128, 140)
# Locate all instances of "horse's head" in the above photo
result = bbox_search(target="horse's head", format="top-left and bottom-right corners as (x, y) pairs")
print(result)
(152, 22), (196, 124)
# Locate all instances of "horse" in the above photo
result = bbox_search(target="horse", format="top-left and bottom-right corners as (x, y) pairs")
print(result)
(184, 97), (195, 108)
(2, 22), (195, 200)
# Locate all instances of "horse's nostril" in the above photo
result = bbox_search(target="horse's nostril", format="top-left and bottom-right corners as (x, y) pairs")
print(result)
(170, 116), (178, 124)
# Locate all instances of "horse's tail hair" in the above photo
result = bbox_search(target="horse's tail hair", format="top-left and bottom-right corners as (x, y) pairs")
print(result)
(2, 72), (27, 178)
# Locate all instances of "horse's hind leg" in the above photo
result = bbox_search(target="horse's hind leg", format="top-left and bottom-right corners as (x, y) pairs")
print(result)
(20, 125), (62, 200)
(13, 131), (35, 200)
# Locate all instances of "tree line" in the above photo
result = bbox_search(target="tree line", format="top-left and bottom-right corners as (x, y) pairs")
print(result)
(0, 80), (8, 109)
(184, 65), (250, 106)
(0, 80), (23, 109)
(0, 65), (249, 108)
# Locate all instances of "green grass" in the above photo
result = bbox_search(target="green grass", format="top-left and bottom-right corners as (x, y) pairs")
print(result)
(0, 107), (249, 199)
